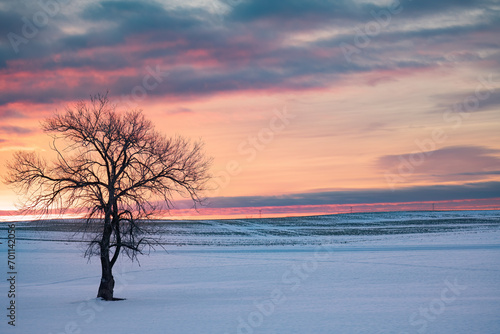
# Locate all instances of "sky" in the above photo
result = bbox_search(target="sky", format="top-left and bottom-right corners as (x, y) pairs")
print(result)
(0, 0), (499, 218)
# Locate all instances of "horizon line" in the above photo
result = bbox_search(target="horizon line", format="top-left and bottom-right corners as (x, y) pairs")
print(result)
(1, 198), (499, 222)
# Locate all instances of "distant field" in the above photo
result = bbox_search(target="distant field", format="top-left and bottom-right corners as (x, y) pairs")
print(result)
(2, 210), (500, 246)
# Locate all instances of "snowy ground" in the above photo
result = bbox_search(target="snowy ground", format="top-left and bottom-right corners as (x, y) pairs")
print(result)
(1, 210), (500, 333)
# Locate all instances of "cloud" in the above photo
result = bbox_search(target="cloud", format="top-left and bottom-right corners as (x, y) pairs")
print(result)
(227, 0), (495, 23)
(0, 109), (25, 119)
(433, 90), (500, 114)
(0, 0), (498, 106)
(167, 107), (193, 115)
(0, 125), (34, 135)
(361, 121), (393, 133)
(228, 0), (363, 23)
(450, 171), (500, 176)
(205, 181), (500, 208)
(377, 145), (500, 182)
(398, 0), (495, 15)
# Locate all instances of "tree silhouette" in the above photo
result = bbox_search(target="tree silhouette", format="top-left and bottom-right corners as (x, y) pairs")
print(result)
(4, 94), (211, 300)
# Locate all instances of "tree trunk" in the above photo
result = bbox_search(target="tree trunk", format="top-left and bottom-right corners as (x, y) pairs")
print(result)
(97, 218), (114, 300)
(97, 256), (114, 300)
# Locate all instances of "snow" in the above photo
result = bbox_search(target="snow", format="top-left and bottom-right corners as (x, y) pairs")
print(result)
(1, 210), (500, 333)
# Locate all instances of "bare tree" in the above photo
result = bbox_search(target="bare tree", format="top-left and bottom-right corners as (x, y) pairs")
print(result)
(4, 94), (212, 300)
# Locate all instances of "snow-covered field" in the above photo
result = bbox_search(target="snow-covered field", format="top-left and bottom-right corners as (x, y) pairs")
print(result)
(1, 210), (500, 333)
